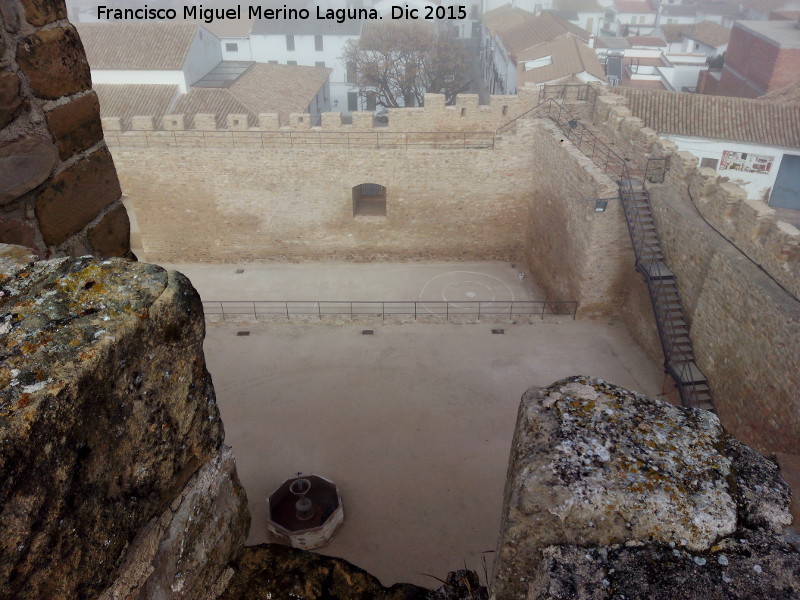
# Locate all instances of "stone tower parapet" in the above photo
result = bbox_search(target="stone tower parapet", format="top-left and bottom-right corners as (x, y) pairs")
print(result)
(0, 1), (131, 258)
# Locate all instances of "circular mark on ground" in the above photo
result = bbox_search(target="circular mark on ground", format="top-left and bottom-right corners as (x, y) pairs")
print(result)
(419, 271), (515, 315)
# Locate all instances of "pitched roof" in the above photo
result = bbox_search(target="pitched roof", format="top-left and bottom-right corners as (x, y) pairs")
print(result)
(682, 21), (731, 47)
(659, 4), (696, 17)
(759, 81), (800, 103)
(498, 13), (589, 57)
(613, 0), (656, 14)
(74, 23), (202, 70)
(555, 0), (605, 13)
(628, 35), (667, 46)
(94, 84), (180, 128)
(659, 23), (695, 43)
(174, 62), (332, 127)
(618, 88), (800, 147)
(482, 4), (536, 35)
(696, 2), (744, 17)
(517, 36), (606, 85)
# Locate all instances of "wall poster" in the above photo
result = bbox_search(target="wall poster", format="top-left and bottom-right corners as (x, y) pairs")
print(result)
(719, 150), (775, 174)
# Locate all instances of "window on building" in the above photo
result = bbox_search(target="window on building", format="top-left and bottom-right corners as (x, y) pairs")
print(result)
(700, 157), (719, 170)
(348, 91), (358, 112)
(315, 35), (323, 51)
(352, 183), (387, 217)
(286, 35), (295, 51)
(694, 42), (701, 50)
(316, 61), (326, 68)
(287, 60), (297, 66)
(346, 61), (357, 84)
(366, 92), (377, 111)
(226, 42), (238, 52)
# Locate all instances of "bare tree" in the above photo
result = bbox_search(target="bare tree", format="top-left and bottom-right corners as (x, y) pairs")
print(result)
(342, 20), (472, 109)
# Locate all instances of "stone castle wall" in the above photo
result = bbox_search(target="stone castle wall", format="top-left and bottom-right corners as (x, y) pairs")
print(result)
(110, 125), (537, 264)
(588, 90), (800, 455)
(591, 92), (800, 300)
(0, 1), (130, 258)
(101, 90), (540, 136)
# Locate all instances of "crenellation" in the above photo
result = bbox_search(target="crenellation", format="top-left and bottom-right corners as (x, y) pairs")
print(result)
(227, 114), (249, 130)
(100, 116), (122, 131)
(162, 114), (185, 130)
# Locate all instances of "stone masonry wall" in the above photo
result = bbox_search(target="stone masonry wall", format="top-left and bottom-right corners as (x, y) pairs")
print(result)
(0, 246), (249, 600)
(0, 1), (131, 258)
(587, 90), (800, 455)
(524, 119), (640, 317)
(591, 91), (800, 300)
(110, 127), (536, 264)
(102, 90), (540, 136)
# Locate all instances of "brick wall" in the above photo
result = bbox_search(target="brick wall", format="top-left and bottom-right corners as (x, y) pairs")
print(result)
(718, 22), (800, 98)
(0, 0), (131, 258)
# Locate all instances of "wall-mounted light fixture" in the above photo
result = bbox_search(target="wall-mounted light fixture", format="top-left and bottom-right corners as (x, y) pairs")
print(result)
(333, 99), (339, 107)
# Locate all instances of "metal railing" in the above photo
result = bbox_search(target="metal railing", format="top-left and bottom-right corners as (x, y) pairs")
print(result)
(104, 129), (497, 150)
(495, 86), (713, 409)
(496, 98), (629, 178)
(202, 299), (578, 320)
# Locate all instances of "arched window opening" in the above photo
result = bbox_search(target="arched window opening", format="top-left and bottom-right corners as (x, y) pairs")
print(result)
(352, 183), (387, 217)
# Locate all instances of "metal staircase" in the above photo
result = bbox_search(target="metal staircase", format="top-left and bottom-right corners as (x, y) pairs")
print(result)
(618, 177), (713, 410)
(496, 92), (714, 411)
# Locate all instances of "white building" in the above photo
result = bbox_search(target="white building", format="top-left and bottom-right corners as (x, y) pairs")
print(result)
(619, 88), (800, 206)
(249, 15), (363, 113)
(606, 0), (658, 36)
(75, 22), (222, 93)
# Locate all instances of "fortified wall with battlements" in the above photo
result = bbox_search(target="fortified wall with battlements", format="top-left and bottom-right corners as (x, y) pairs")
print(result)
(1, 3), (799, 598)
(101, 86), (800, 457)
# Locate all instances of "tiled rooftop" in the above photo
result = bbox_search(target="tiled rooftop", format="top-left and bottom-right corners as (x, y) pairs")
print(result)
(498, 13), (589, 57)
(94, 84), (180, 128)
(517, 36), (606, 85)
(682, 21), (732, 48)
(482, 4), (536, 35)
(618, 88), (800, 147)
(75, 23), (201, 70)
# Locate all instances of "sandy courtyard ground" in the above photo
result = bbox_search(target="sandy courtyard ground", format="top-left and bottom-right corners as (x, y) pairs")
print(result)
(167, 262), (665, 588)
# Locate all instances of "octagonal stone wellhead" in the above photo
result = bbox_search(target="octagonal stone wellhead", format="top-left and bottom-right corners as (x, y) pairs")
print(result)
(267, 474), (344, 550)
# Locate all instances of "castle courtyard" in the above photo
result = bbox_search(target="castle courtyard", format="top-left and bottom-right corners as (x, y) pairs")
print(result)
(166, 261), (666, 588)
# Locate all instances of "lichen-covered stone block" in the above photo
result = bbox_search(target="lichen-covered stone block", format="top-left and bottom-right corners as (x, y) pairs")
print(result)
(0, 249), (242, 600)
(16, 25), (91, 99)
(19, 0), (67, 26)
(492, 376), (794, 600)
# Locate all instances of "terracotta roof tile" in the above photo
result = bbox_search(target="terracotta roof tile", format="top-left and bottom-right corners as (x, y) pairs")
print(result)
(498, 13), (589, 57)
(613, 0), (656, 14)
(618, 88), (800, 147)
(517, 36), (606, 85)
(75, 23), (202, 70)
(94, 84), (180, 128)
(482, 4), (536, 35)
(682, 21), (731, 48)
(173, 62), (332, 127)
